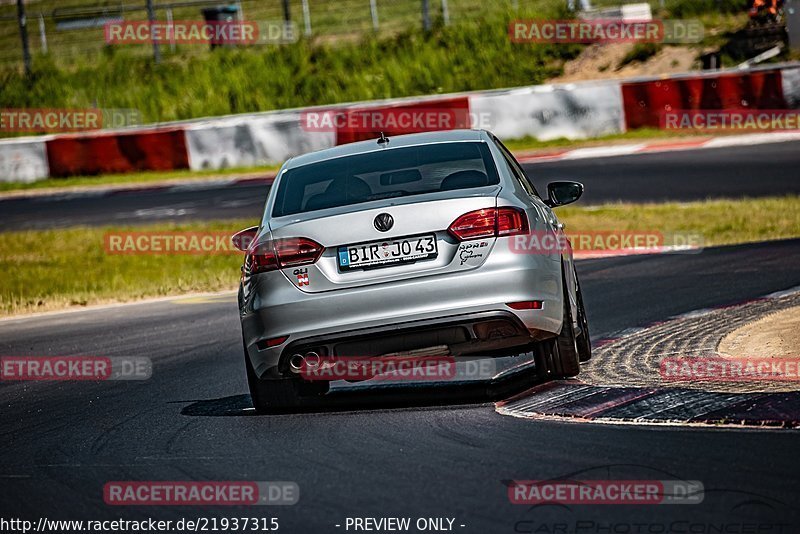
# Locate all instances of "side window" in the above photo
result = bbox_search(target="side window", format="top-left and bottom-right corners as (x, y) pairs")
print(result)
(492, 136), (541, 198)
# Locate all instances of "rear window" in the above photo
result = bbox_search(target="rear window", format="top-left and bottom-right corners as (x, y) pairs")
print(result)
(272, 142), (500, 217)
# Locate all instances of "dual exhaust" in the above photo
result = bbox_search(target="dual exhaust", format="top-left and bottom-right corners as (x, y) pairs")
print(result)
(289, 351), (321, 373)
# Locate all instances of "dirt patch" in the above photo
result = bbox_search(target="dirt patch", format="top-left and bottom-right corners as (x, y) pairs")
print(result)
(718, 306), (800, 359)
(551, 43), (700, 83)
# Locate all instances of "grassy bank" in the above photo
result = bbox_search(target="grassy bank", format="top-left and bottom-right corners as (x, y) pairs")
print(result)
(0, 0), (756, 129)
(2, 196), (798, 317)
(1, 7), (578, 126)
(1, 219), (256, 317)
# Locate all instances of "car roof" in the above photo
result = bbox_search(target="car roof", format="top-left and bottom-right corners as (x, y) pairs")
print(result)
(285, 129), (489, 170)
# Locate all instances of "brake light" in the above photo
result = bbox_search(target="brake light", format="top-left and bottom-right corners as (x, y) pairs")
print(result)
(448, 207), (528, 241)
(247, 237), (324, 275)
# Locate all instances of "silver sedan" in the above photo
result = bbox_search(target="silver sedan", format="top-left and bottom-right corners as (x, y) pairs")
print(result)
(233, 129), (590, 411)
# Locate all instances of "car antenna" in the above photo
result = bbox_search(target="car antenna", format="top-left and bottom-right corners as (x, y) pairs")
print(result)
(377, 132), (390, 145)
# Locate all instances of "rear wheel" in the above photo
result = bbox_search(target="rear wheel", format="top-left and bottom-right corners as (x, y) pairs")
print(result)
(536, 268), (581, 379)
(575, 276), (592, 362)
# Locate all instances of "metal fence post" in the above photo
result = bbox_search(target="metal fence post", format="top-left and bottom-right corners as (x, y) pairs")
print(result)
(236, 0), (244, 22)
(145, 0), (161, 63)
(16, 0), (32, 76)
(166, 8), (176, 52)
(282, 0), (291, 22)
(441, 0), (449, 26)
(38, 14), (47, 55)
(422, 0), (431, 31)
(370, 0), (379, 31)
(301, 0), (311, 36)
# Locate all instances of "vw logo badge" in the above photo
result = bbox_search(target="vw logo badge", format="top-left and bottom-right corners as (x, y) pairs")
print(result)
(374, 213), (394, 232)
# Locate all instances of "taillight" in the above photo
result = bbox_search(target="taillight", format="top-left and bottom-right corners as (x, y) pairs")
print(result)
(247, 237), (324, 275)
(448, 207), (528, 241)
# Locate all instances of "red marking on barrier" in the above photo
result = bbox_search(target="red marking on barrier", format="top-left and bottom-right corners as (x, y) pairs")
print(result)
(45, 128), (189, 177)
(334, 97), (471, 145)
(515, 149), (571, 162)
(635, 139), (710, 151)
(621, 69), (787, 130)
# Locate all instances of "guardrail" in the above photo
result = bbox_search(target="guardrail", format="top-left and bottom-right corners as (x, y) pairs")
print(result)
(2, 62), (799, 183)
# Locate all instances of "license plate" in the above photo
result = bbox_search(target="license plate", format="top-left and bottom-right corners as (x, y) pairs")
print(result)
(338, 234), (438, 271)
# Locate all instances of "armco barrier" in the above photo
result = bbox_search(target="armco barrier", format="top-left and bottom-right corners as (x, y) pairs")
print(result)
(470, 81), (625, 141)
(45, 128), (189, 177)
(0, 137), (51, 183)
(333, 96), (472, 145)
(782, 66), (800, 109)
(185, 112), (335, 171)
(621, 68), (788, 130)
(2, 62), (799, 182)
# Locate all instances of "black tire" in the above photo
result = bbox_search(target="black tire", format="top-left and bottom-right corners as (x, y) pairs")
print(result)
(553, 268), (581, 378)
(575, 276), (592, 363)
(244, 344), (328, 413)
(532, 268), (581, 380)
(245, 351), (300, 413)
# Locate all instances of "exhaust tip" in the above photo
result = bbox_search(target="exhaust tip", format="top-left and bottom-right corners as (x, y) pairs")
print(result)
(289, 351), (322, 373)
(304, 351), (321, 369)
(289, 354), (305, 373)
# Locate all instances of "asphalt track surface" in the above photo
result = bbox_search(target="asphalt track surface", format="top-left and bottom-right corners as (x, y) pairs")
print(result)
(1, 141), (799, 231)
(2, 239), (800, 531)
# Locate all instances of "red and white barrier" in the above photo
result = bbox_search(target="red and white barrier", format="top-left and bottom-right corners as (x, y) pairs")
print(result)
(620, 68), (787, 130)
(0, 137), (51, 183)
(45, 127), (190, 178)
(184, 112), (335, 171)
(1, 63), (798, 182)
(470, 81), (625, 141)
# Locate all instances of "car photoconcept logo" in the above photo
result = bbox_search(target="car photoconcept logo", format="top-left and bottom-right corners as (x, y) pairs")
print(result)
(374, 213), (394, 232)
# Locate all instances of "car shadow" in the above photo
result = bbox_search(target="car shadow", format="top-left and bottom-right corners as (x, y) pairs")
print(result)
(178, 367), (544, 417)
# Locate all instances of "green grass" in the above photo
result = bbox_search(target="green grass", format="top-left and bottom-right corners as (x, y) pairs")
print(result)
(0, 0), (754, 133)
(559, 196), (800, 247)
(2, 196), (798, 316)
(0, 0), (539, 64)
(0, 218), (256, 316)
(0, 3), (579, 126)
(619, 43), (662, 68)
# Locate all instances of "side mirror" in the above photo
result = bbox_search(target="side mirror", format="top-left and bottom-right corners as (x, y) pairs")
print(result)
(231, 226), (259, 252)
(545, 181), (583, 208)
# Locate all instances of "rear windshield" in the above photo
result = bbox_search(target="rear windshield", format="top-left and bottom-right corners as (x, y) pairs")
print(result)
(272, 142), (500, 217)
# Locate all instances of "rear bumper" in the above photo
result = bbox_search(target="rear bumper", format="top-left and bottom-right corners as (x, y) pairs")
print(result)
(240, 251), (564, 379)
